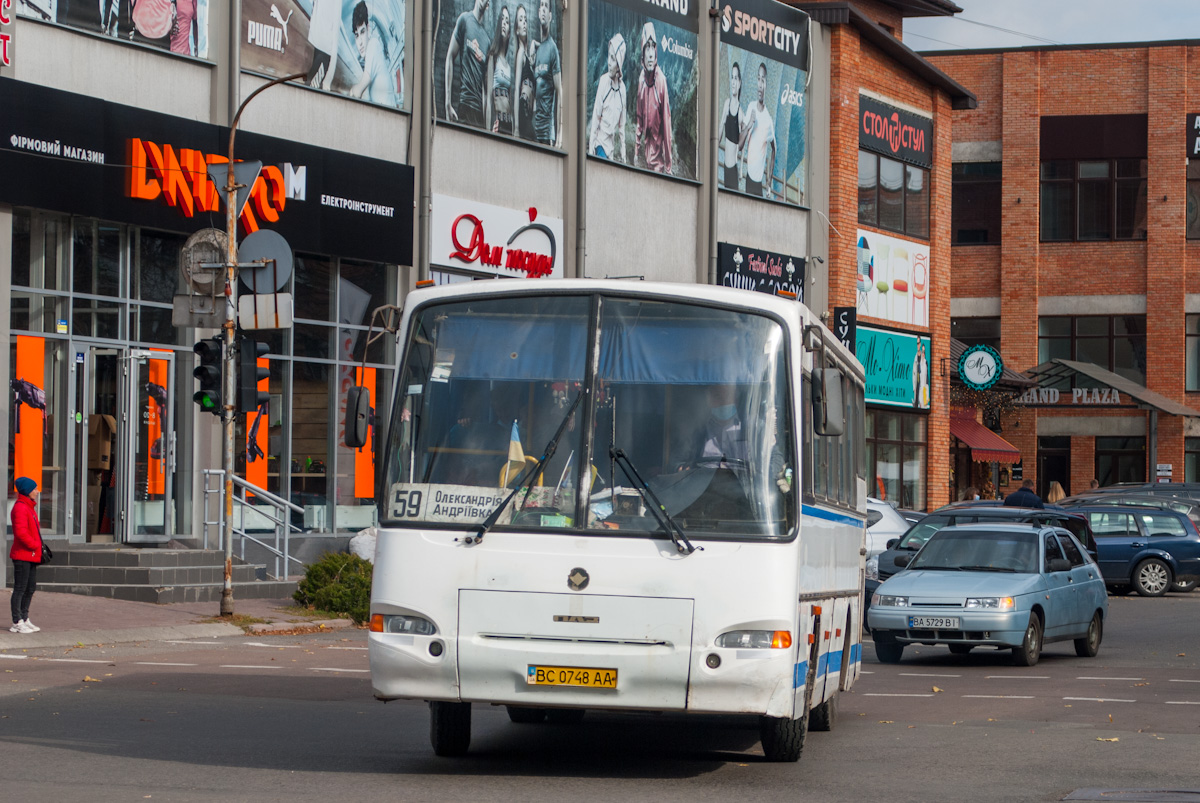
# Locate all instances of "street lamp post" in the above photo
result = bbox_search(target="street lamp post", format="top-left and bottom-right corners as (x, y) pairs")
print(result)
(219, 72), (306, 618)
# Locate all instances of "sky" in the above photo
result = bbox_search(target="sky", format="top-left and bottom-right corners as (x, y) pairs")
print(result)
(904, 0), (1200, 52)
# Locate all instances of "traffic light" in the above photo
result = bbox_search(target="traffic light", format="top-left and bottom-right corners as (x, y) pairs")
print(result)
(193, 337), (223, 415)
(238, 336), (270, 413)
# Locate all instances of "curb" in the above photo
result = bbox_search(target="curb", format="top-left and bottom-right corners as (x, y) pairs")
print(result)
(246, 619), (356, 635)
(0, 622), (243, 651)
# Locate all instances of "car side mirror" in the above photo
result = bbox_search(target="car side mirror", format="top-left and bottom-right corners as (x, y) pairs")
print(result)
(1048, 558), (1070, 573)
(812, 367), (845, 437)
(886, 538), (899, 550)
(345, 385), (371, 449)
(893, 553), (912, 568)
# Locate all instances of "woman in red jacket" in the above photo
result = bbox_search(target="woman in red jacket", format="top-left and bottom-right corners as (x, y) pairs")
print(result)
(10, 477), (44, 634)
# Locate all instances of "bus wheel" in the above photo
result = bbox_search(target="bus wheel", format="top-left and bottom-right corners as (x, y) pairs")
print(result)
(429, 701), (471, 756)
(506, 706), (547, 724)
(546, 708), (586, 724)
(810, 691), (838, 732)
(759, 713), (808, 762)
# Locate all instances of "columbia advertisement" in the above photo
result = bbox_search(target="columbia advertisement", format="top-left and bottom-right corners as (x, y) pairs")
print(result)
(18, 0), (209, 58)
(586, 0), (700, 179)
(435, 0), (564, 147)
(717, 0), (809, 204)
(241, 0), (406, 110)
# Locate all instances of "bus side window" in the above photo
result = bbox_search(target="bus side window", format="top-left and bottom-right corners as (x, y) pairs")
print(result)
(802, 374), (814, 497)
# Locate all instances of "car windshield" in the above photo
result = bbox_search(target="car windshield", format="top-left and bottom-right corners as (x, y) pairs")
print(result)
(384, 293), (796, 537)
(909, 529), (1039, 573)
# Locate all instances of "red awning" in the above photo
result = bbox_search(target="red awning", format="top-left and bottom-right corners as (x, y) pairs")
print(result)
(950, 417), (1021, 465)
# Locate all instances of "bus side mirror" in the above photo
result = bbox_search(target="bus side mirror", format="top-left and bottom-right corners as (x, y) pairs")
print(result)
(345, 386), (371, 449)
(812, 368), (845, 436)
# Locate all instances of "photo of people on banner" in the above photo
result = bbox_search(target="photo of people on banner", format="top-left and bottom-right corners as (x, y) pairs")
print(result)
(18, 0), (210, 58)
(585, 0), (699, 179)
(240, 0), (405, 110)
(435, 0), (563, 147)
(717, 0), (809, 204)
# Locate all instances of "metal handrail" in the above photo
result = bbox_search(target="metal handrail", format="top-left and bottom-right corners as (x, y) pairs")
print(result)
(203, 469), (305, 580)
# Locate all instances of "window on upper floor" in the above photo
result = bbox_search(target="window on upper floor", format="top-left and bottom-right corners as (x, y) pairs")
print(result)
(951, 317), (1001, 351)
(1037, 315), (1147, 388)
(858, 150), (929, 240)
(952, 162), (1001, 244)
(1187, 315), (1200, 391)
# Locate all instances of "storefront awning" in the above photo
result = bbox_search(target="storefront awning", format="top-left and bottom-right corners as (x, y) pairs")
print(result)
(1027, 360), (1200, 418)
(950, 417), (1022, 464)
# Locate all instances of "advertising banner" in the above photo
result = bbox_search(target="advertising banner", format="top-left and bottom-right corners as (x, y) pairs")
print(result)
(586, 0), (699, 178)
(859, 94), (933, 169)
(856, 325), (931, 410)
(241, 0), (405, 110)
(716, 0), (809, 204)
(0, 78), (414, 265)
(855, 228), (929, 327)
(716, 241), (803, 300)
(435, 0), (564, 146)
(18, 0), (209, 58)
(431, 194), (564, 278)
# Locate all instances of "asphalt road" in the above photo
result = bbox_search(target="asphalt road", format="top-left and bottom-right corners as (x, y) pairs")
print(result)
(1, 594), (1197, 802)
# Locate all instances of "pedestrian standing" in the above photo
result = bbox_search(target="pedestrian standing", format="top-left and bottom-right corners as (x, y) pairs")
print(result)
(10, 477), (45, 634)
(1003, 478), (1044, 509)
(1046, 481), (1067, 504)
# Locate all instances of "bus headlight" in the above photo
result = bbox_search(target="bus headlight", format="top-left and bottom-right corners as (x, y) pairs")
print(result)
(872, 595), (908, 607)
(965, 597), (1014, 611)
(865, 556), (879, 581)
(370, 613), (438, 635)
(716, 630), (792, 649)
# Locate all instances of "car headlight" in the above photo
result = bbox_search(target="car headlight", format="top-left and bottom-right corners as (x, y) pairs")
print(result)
(871, 594), (909, 607)
(369, 613), (438, 635)
(865, 556), (879, 581)
(716, 630), (792, 649)
(965, 597), (1015, 611)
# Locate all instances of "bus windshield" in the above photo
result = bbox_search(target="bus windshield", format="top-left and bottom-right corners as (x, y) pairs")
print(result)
(384, 293), (795, 538)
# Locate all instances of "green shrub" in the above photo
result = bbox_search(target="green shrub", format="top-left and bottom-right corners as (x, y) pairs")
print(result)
(294, 552), (373, 624)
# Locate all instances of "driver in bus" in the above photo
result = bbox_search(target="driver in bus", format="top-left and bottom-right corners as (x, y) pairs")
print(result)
(700, 384), (749, 468)
(431, 383), (511, 486)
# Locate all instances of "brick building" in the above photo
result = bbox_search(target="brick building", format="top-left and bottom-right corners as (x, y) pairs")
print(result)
(803, 0), (975, 510)
(930, 41), (1200, 499)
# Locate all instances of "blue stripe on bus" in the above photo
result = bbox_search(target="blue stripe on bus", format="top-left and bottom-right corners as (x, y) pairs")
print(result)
(826, 649), (842, 675)
(851, 642), (862, 664)
(801, 504), (866, 527)
(793, 660), (808, 688)
(816, 652), (827, 676)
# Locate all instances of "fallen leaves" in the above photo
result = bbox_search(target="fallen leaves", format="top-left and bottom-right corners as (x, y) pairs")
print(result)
(878, 720), (894, 724)
(1097, 737), (1119, 742)
(82, 675), (101, 682)
(932, 686), (943, 693)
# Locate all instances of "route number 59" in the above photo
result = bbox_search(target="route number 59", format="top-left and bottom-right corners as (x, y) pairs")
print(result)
(392, 489), (422, 518)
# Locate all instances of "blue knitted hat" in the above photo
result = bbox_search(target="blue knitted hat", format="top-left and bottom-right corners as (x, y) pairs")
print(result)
(15, 477), (37, 496)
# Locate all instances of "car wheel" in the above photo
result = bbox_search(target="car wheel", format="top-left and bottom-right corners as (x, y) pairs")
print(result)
(759, 712), (808, 762)
(1132, 558), (1172, 597)
(545, 708), (586, 724)
(429, 701), (471, 756)
(506, 706), (546, 724)
(810, 691), (838, 732)
(1074, 611), (1103, 658)
(874, 638), (904, 664)
(948, 644), (973, 655)
(1170, 578), (1197, 593)
(1012, 614), (1042, 667)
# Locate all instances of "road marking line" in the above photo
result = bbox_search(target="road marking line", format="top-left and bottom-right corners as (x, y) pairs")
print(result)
(1165, 701), (1200, 705)
(42, 658), (110, 664)
(1076, 676), (1143, 681)
(0, 654), (30, 660)
(863, 693), (935, 697)
(986, 675), (1049, 679)
(164, 641), (220, 645)
(1169, 679), (1200, 683)
(135, 662), (197, 667)
(243, 642), (302, 649)
(219, 665), (283, 670)
(901, 673), (961, 678)
(1063, 697), (1135, 703)
(309, 667), (371, 673)
(962, 695), (1035, 699)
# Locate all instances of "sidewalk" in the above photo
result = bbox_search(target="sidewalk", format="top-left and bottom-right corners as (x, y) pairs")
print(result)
(0, 589), (357, 650)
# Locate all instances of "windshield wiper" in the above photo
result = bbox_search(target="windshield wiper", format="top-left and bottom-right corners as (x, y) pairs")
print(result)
(960, 565), (1020, 573)
(464, 388), (587, 546)
(610, 447), (699, 555)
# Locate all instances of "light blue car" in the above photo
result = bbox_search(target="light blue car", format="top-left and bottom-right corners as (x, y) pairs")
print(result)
(867, 524), (1108, 667)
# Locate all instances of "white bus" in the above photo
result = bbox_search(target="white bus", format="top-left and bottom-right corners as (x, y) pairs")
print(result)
(350, 279), (867, 761)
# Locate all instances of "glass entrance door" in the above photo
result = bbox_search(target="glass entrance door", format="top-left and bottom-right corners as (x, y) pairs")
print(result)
(119, 350), (177, 543)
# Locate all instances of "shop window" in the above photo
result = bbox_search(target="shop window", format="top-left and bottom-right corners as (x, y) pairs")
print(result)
(1186, 438), (1200, 482)
(72, 220), (124, 298)
(1187, 315), (1200, 391)
(858, 150), (930, 239)
(951, 317), (1001, 350)
(1095, 436), (1146, 487)
(295, 255), (335, 321)
(136, 229), (187, 304)
(951, 162), (1001, 244)
(1039, 158), (1147, 242)
(292, 362), (331, 531)
(7, 337), (70, 536)
(866, 409), (926, 510)
(11, 210), (70, 291)
(1038, 315), (1147, 387)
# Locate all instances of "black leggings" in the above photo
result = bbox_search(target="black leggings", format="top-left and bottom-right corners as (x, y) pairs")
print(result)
(11, 560), (37, 624)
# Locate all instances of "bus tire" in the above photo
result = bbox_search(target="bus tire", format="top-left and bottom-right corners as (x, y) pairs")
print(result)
(759, 713), (808, 762)
(546, 708), (586, 724)
(429, 701), (471, 756)
(810, 691), (838, 732)
(506, 706), (546, 724)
